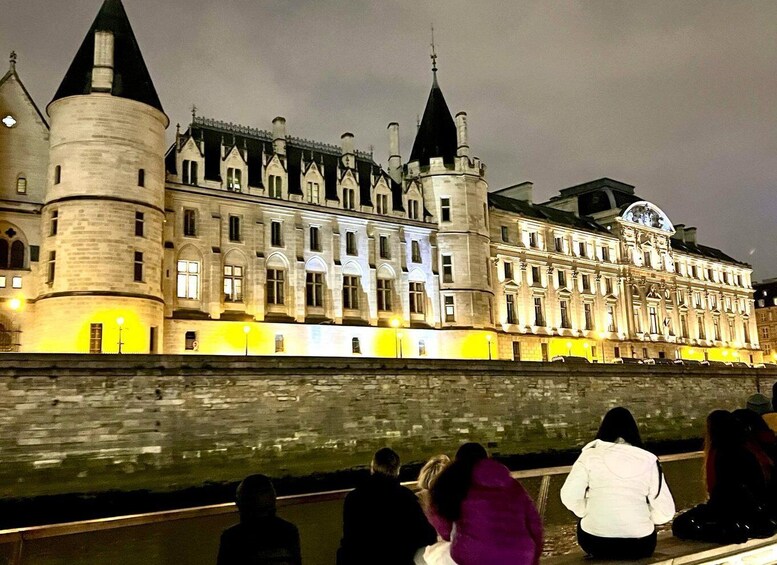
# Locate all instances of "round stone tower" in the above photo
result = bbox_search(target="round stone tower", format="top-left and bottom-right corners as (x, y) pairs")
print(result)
(408, 63), (494, 329)
(33, 0), (168, 353)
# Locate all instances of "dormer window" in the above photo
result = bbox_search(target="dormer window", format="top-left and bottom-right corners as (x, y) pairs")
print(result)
(408, 199), (420, 220)
(182, 160), (198, 185)
(268, 175), (283, 198)
(227, 168), (242, 192)
(377, 193), (389, 214)
(343, 187), (355, 210)
(306, 182), (320, 204)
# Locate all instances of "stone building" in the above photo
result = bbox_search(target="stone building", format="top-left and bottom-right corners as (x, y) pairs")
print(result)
(754, 279), (777, 363)
(0, 0), (761, 362)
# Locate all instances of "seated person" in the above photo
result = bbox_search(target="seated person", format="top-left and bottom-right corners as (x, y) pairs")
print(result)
(337, 448), (437, 565)
(561, 407), (675, 560)
(217, 474), (301, 565)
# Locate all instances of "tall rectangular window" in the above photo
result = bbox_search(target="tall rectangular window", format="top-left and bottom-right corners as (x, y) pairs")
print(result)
(485, 258), (491, 286)
(271, 221), (282, 247)
(182, 160), (198, 185)
(744, 321), (751, 343)
(135, 211), (144, 237)
(697, 315), (706, 339)
(307, 182), (320, 204)
(346, 232), (357, 255)
(444, 295), (455, 322)
(504, 261), (513, 281)
(644, 251), (652, 268)
(377, 193), (389, 214)
(528, 232), (538, 248)
(134, 251), (143, 282)
(560, 300), (571, 328)
(605, 277), (613, 295)
(224, 265), (243, 302)
(714, 317), (721, 340)
(408, 199), (419, 220)
(601, 245), (610, 262)
(506, 294), (516, 324)
(411, 240), (421, 263)
(557, 269), (566, 288)
(554, 236), (564, 253)
(584, 303), (593, 330)
(680, 314), (688, 338)
(343, 275), (359, 310)
(176, 260), (200, 299)
(227, 168), (242, 192)
(531, 266), (541, 285)
(578, 241), (586, 257)
(89, 323), (103, 354)
(268, 175), (283, 198)
(442, 255), (453, 283)
(379, 235), (390, 259)
(266, 269), (285, 305)
(50, 210), (59, 236)
(581, 274), (591, 292)
(185, 331), (197, 351)
(54, 165), (61, 185)
(501, 226), (509, 242)
(306, 272), (324, 307)
(649, 306), (659, 334)
(138, 169), (145, 187)
(183, 209), (196, 237)
(377, 279), (392, 311)
(633, 307), (642, 333)
(440, 197), (451, 222)
(343, 187), (355, 210)
(534, 297), (545, 327)
(410, 282), (425, 315)
(47, 251), (56, 283)
(309, 226), (321, 251)
(606, 305), (617, 332)
(228, 215), (240, 242)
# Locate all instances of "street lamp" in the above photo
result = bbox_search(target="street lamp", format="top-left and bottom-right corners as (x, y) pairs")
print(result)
(390, 316), (401, 359)
(116, 317), (124, 354)
(566, 341), (572, 356)
(243, 325), (250, 356)
(486, 335), (493, 360)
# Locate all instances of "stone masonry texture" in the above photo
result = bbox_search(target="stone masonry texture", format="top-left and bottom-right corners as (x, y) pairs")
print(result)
(0, 354), (772, 498)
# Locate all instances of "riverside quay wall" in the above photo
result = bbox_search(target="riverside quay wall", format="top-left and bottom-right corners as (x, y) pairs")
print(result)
(0, 355), (773, 498)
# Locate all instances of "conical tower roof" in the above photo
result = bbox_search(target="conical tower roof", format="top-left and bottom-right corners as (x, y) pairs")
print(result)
(51, 0), (164, 113)
(409, 71), (457, 167)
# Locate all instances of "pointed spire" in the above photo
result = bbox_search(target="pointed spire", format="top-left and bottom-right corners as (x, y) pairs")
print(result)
(9, 51), (17, 72)
(51, 0), (164, 113)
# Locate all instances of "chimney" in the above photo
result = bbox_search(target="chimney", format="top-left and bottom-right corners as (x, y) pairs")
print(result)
(272, 116), (287, 155)
(496, 182), (533, 203)
(387, 122), (401, 183)
(91, 31), (114, 93)
(685, 226), (697, 245)
(455, 112), (469, 157)
(341, 132), (355, 169)
(673, 224), (685, 242)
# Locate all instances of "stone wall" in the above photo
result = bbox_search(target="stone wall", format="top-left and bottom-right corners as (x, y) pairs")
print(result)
(0, 354), (772, 498)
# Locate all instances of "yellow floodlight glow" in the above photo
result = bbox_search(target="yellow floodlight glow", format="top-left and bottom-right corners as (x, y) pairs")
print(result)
(566, 341), (572, 348)
(722, 350), (728, 357)
(390, 316), (401, 329)
(598, 331), (607, 340)
(8, 298), (22, 311)
(243, 325), (251, 334)
(583, 342), (589, 349)
(116, 317), (124, 327)
(486, 335), (492, 342)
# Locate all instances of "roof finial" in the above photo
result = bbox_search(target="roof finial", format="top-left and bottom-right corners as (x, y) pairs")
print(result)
(9, 51), (17, 71)
(430, 24), (438, 74)
(191, 104), (198, 124)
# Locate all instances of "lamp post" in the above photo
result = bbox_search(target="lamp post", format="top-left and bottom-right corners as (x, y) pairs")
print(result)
(598, 331), (607, 364)
(487, 335), (492, 360)
(390, 317), (401, 359)
(566, 341), (572, 357)
(8, 298), (21, 352)
(583, 342), (590, 362)
(243, 325), (250, 356)
(116, 317), (124, 354)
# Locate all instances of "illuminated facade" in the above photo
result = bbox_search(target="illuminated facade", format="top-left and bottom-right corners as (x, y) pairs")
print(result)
(754, 280), (777, 364)
(0, 0), (761, 361)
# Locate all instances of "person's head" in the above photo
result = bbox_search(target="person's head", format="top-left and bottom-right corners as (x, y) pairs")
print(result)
(417, 454), (451, 491)
(596, 407), (643, 448)
(455, 442), (488, 465)
(371, 447), (401, 478)
(705, 409), (745, 451)
(236, 474), (277, 521)
(746, 393), (772, 416)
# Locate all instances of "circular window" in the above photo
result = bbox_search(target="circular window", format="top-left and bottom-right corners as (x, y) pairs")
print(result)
(2, 115), (17, 128)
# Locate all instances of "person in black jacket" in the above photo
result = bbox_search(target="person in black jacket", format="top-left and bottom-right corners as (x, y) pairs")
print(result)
(337, 447), (437, 565)
(217, 474), (302, 565)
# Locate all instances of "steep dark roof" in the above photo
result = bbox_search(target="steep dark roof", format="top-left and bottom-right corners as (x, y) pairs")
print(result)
(488, 193), (611, 235)
(409, 73), (457, 166)
(171, 118), (407, 210)
(670, 237), (749, 268)
(754, 280), (777, 306)
(51, 0), (164, 113)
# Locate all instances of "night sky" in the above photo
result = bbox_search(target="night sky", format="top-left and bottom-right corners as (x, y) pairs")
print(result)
(4, 0), (777, 279)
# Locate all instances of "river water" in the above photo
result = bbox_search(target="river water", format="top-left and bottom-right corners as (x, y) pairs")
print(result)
(6, 458), (706, 565)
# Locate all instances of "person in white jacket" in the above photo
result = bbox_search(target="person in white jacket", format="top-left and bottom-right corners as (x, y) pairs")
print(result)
(560, 407), (676, 559)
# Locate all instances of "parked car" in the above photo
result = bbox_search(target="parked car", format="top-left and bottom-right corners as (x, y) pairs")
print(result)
(728, 361), (750, 368)
(550, 355), (590, 363)
(650, 358), (677, 365)
(613, 357), (643, 364)
(675, 359), (703, 366)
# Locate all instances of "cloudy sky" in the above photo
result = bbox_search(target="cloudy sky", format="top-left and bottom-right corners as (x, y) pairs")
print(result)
(4, 0), (777, 278)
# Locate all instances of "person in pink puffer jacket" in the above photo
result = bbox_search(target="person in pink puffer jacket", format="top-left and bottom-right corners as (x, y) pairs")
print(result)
(426, 443), (543, 565)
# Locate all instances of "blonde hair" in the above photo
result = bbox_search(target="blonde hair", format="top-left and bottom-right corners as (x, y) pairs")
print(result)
(417, 454), (451, 491)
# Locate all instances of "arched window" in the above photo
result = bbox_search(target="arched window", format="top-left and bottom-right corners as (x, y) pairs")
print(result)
(10, 241), (24, 269)
(0, 240), (7, 268)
